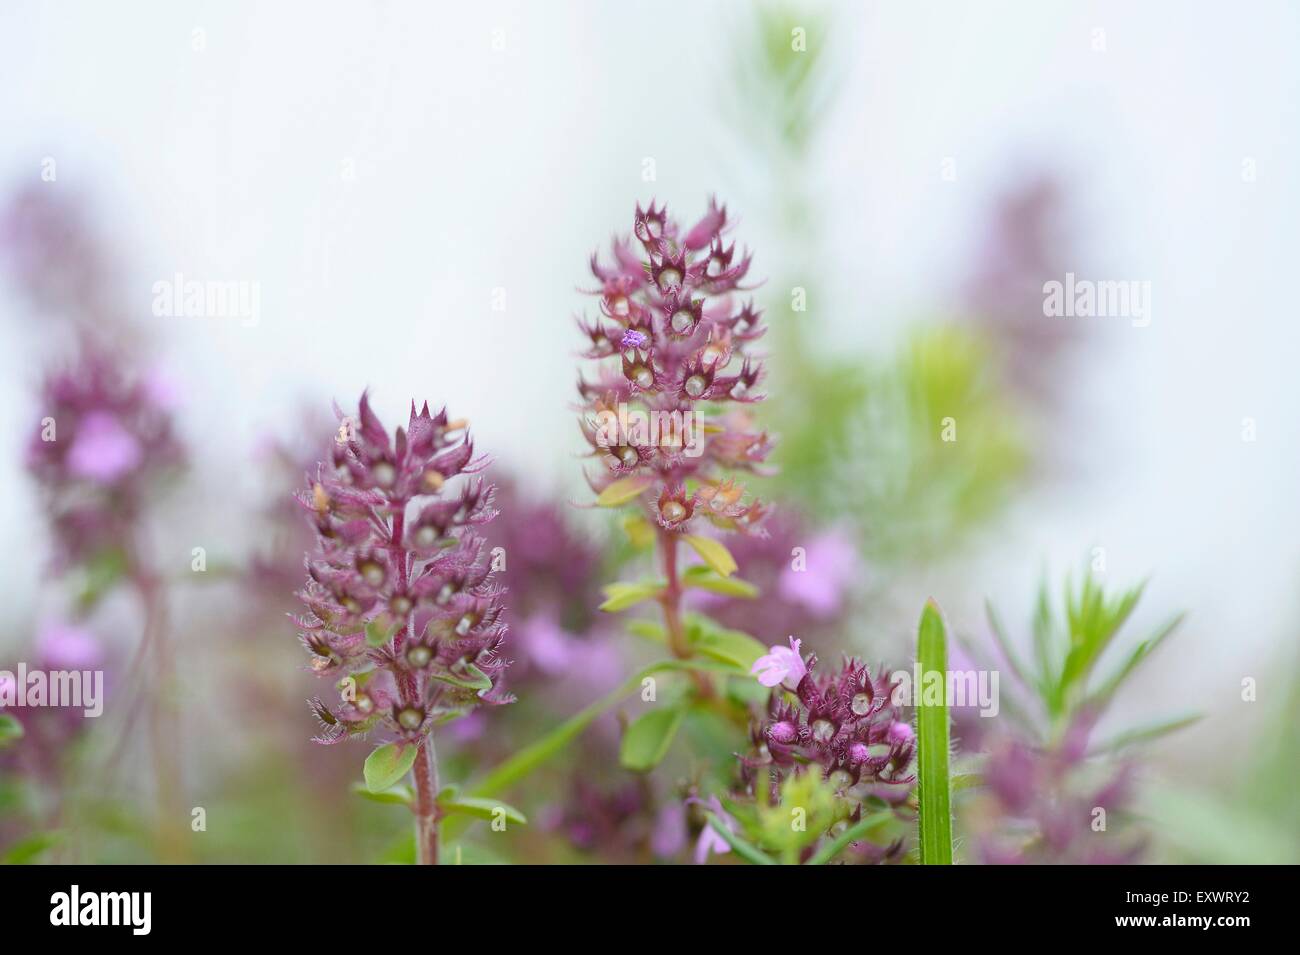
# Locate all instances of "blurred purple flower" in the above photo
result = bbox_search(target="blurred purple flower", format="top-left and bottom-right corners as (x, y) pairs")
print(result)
(776, 529), (859, 616)
(66, 411), (142, 483)
(26, 343), (184, 566)
(975, 724), (1145, 864)
(36, 622), (102, 670)
(693, 510), (856, 643)
(964, 174), (1079, 404)
(692, 796), (734, 865)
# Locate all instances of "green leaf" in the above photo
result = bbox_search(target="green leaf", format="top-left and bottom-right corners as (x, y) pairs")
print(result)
(351, 781), (414, 805)
(705, 813), (777, 865)
(430, 663), (492, 693)
(620, 703), (687, 772)
(363, 742), (419, 794)
(598, 580), (665, 613)
(366, 614), (399, 648)
(983, 598), (1031, 689)
(1060, 575), (1145, 699)
(688, 618), (768, 671)
(625, 619), (667, 644)
(443, 841), (510, 865)
(596, 475), (655, 507)
(1087, 612), (1185, 706)
(916, 600), (953, 865)
(622, 514), (656, 549)
(0, 714), (23, 748)
(682, 565), (758, 598)
(2, 830), (63, 864)
(438, 795), (527, 826)
(1089, 712), (1201, 755)
(951, 772), (985, 792)
(684, 535), (738, 577)
(806, 810), (896, 865)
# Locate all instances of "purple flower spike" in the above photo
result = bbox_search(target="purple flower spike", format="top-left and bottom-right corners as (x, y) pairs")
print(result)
(293, 393), (512, 746)
(578, 198), (772, 538)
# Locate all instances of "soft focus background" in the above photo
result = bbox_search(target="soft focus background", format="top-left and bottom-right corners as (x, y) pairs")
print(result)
(1, 0), (1297, 864)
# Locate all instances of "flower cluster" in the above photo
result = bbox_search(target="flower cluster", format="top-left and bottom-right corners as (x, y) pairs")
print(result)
(578, 199), (773, 535)
(293, 393), (511, 746)
(741, 648), (916, 810)
(26, 345), (183, 567)
(974, 723), (1143, 865)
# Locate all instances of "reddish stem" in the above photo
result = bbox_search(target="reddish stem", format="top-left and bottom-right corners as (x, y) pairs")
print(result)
(412, 736), (441, 865)
(657, 527), (712, 697)
(390, 501), (441, 864)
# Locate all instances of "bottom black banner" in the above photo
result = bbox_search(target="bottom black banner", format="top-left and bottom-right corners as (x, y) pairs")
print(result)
(0, 864), (1274, 939)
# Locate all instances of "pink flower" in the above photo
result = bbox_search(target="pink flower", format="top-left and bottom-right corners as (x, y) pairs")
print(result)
(693, 796), (733, 864)
(650, 803), (687, 859)
(66, 411), (142, 483)
(750, 635), (807, 688)
(777, 529), (860, 617)
(36, 622), (102, 670)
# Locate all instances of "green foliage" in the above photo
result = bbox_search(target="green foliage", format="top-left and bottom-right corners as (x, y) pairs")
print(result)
(705, 812), (777, 865)
(916, 601), (954, 865)
(363, 742), (419, 794)
(438, 795), (526, 826)
(596, 475), (655, 507)
(0, 715), (23, 748)
(726, 2), (837, 157)
(351, 782), (414, 806)
(2, 830), (63, 864)
(684, 535), (738, 577)
(684, 614), (768, 671)
(768, 325), (1028, 564)
(598, 580), (665, 613)
(444, 657), (743, 841)
(681, 565), (758, 598)
(619, 704), (687, 772)
(986, 567), (1187, 738)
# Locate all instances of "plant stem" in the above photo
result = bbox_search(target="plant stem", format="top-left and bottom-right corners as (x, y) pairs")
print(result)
(389, 502), (440, 864)
(658, 529), (689, 658)
(413, 733), (440, 865)
(656, 528), (712, 697)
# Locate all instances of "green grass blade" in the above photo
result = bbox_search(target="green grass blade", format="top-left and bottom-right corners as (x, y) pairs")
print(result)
(916, 599), (953, 865)
(805, 810), (895, 865)
(705, 813), (777, 865)
(1088, 712), (1201, 755)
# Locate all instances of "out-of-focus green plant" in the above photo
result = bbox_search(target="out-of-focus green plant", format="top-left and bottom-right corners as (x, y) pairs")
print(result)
(962, 567), (1194, 863)
(790, 325), (1027, 562)
(981, 568), (1190, 744)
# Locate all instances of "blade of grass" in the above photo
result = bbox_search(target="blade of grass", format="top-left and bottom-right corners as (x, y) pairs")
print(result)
(917, 599), (953, 865)
(805, 810), (895, 865)
(1088, 712), (1201, 755)
(705, 813), (777, 865)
